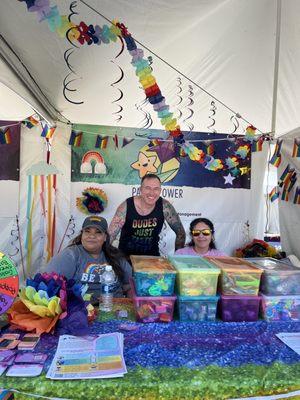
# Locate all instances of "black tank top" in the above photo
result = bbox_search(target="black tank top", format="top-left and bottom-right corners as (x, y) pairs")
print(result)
(118, 197), (164, 256)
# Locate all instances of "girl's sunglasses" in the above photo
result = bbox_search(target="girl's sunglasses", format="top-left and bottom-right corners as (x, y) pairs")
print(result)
(191, 229), (212, 237)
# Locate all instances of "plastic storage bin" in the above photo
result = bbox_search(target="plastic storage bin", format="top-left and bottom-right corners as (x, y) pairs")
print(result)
(248, 258), (300, 295)
(177, 295), (219, 322)
(260, 293), (300, 321)
(130, 255), (176, 296)
(205, 256), (262, 296)
(168, 255), (220, 296)
(130, 279), (176, 323)
(220, 294), (261, 322)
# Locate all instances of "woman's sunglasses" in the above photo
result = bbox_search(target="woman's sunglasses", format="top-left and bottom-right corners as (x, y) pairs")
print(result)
(191, 229), (212, 237)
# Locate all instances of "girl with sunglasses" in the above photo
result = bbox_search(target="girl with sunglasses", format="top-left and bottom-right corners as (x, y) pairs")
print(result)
(175, 218), (226, 257)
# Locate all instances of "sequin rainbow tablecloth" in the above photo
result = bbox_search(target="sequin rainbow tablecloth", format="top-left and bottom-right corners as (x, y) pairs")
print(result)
(1, 320), (300, 399)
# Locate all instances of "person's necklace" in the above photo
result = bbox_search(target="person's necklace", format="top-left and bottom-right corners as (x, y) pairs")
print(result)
(135, 197), (155, 216)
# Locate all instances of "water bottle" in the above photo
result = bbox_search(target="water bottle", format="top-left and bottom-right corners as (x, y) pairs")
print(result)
(99, 265), (116, 312)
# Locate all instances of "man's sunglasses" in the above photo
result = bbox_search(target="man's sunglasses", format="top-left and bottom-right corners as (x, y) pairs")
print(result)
(191, 229), (212, 237)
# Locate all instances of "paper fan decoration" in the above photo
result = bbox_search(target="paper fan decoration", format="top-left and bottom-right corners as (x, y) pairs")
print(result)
(76, 187), (108, 214)
(0, 252), (19, 314)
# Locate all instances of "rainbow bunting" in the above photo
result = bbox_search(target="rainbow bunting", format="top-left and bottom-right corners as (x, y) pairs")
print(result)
(281, 188), (290, 201)
(23, 115), (39, 129)
(0, 128), (11, 144)
(268, 187), (279, 202)
(95, 135), (108, 149)
(245, 125), (256, 142)
(293, 186), (300, 204)
(113, 134), (119, 149)
(69, 131), (82, 147)
(251, 137), (263, 152)
(292, 138), (300, 157)
(269, 139), (283, 167)
(122, 137), (134, 147)
(149, 139), (162, 147)
(41, 124), (56, 139)
(278, 164), (295, 188)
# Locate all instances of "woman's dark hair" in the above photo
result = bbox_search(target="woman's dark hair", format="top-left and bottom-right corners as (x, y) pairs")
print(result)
(68, 232), (125, 280)
(187, 217), (216, 249)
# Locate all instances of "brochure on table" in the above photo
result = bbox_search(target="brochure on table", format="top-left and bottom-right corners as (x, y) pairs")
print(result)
(276, 332), (300, 355)
(46, 332), (127, 380)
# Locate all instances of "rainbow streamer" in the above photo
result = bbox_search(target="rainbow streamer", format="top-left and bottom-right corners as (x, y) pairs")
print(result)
(0, 128), (11, 144)
(95, 135), (108, 149)
(269, 139), (283, 167)
(46, 174), (53, 262)
(292, 138), (300, 157)
(269, 187), (279, 202)
(41, 124), (56, 139)
(278, 164), (295, 188)
(293, 186), (300, 204)
(69, 130), (82, 147)
(25, 175), (38, 274)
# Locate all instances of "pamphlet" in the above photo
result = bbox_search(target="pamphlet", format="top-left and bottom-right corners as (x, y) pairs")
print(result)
(46, 332), (127, 380)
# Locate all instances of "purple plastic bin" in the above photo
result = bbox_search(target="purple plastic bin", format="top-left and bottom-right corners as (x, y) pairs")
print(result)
(220, 294), (261, 322)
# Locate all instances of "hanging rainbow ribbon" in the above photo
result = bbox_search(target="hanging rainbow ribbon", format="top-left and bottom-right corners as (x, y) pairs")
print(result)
(25, 175), (38, 274)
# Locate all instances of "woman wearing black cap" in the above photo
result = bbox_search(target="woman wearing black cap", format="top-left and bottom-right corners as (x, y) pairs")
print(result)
(45, 216), (132, 301)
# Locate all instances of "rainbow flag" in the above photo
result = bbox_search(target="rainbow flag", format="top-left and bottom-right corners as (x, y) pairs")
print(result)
(281, 188), (290, 201)
(41, 124), (56, 139)
(23, 115), (39, 129)
(95, 135), (108, 149)
(269, 139), (282, 167)
(0, 128), (11, 144)
(113, 134), (119, 149)
(293, 186), (300, 204)
(69, 130), (82, 147)
(268, 186), (279, 202)
(278, 164), (295, 188)
(292, 138), (300, 157)
(251, 137), (263, 152)
(122, 137), (134, 147)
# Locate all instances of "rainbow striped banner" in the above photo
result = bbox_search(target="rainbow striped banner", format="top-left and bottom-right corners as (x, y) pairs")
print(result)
(95, 135), (108, 149)
(251, 137), (263, 152)
(292, 138), (300, 157)
(69, 130), (82, 147)
(269, 139), (282, 167)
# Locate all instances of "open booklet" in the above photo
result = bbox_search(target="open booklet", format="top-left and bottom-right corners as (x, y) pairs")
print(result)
(46, 332), (127, 380)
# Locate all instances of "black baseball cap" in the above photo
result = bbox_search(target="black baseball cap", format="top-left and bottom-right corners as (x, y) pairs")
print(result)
(82, 216), (108, 233)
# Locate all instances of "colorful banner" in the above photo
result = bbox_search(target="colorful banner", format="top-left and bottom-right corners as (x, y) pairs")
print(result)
(71, 125), (251, 189)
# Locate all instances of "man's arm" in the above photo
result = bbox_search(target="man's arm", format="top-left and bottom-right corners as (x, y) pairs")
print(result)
(162, 199), (186, 250)
(108, 201), (127, 243)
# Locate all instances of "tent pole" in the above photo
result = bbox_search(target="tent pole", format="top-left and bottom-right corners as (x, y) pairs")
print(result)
(271, 0), (282, 135)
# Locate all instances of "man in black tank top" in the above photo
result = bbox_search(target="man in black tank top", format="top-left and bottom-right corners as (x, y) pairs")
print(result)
(108, 174), (186, 257)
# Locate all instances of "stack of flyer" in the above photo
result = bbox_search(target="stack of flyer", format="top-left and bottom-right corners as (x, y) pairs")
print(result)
(46, 332), (127, 380)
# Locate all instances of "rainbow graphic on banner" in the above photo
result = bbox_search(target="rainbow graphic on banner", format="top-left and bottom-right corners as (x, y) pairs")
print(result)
(269, 186), (279, 202)
(269, 139), (282, 167)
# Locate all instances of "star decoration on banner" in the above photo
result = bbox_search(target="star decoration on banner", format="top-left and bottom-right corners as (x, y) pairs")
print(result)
(131, 151), (157, 178)
(223, 173), (236, 185)
(240, 166), (251, 175)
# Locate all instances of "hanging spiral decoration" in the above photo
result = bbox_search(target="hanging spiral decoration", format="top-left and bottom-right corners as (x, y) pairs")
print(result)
(207, 101), (217, 133)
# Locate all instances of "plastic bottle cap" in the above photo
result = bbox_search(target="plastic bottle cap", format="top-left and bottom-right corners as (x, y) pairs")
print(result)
(105, 265), (112, 271)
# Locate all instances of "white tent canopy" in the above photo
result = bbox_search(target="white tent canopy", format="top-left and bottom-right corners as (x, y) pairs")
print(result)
(0, 0), (299, 272)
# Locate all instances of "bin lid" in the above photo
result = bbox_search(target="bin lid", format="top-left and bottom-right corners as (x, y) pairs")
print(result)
(178, 294), (219, 301)
(168, 255), (220, 273)
(130, 255), (176, 273)
(247, 257), (300, 274)
(205, 256), (262, 274)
